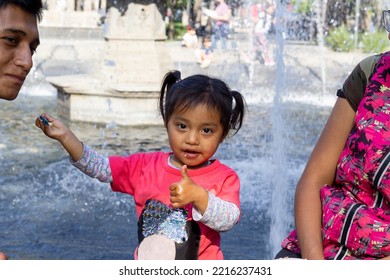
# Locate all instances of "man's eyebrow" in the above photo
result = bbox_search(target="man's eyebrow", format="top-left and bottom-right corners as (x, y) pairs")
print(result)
(2, 28), (40, 46)
(2, 28), (27, 36)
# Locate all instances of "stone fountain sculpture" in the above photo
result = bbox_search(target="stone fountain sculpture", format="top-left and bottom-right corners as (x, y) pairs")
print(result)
(47, 2), (173, 126)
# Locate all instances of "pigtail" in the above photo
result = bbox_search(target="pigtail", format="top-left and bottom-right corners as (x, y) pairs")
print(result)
(230, 90), (246, 135)
(159, 70), (181, 124)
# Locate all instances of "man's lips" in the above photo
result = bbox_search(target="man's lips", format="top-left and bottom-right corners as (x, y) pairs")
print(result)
(6, 73), (26, 84)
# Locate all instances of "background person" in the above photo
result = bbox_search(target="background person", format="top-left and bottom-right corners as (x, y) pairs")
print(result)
(209, 0), (231, 49)
(181, 25), (199, 48)
(0, 0), (43, 260)
(0, 0), (42, 101)
(195, 35), (214, 68)
(250, 0), (275, 65)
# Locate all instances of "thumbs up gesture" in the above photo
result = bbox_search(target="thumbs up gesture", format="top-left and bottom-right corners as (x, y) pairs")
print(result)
(169, 165), (208, 213)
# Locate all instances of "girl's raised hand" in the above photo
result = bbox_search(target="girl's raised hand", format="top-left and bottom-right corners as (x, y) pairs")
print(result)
(170, 165), (194, 208)
(169, 165), (208, 213)
(35, 113), (84, 161)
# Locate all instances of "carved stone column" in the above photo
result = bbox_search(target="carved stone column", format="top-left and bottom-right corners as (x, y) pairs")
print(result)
(48, 2), (173, 126)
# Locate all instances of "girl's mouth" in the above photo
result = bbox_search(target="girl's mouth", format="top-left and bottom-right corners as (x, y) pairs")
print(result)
(184, 151), (198, 159)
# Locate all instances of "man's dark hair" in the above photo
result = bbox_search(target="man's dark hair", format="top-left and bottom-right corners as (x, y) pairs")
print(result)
(0, 0), (43, 21)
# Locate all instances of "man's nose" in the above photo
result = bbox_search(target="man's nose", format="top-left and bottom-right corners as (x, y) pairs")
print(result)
(14, 45), (33, 72)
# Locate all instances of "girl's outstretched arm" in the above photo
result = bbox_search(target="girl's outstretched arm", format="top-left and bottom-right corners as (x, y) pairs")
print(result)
(36, 114), (112, 182)
(35, 113), (83, 161)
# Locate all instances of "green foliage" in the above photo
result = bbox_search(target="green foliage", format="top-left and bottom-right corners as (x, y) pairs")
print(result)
(166, 22), (187, 41)
(174, 22), (187, 40)
(324, 25), (389, 53)
(360, 31), (389, 53)
(291, 0), (315, 15)
(325, 25), (354, 52)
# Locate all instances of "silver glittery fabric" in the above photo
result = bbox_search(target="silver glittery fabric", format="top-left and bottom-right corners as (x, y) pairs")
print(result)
(141, 200), (188, 243)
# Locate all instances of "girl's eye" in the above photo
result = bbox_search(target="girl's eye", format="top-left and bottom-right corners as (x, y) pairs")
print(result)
(177, 123), (186, 130)
(203, 128), (214, 134)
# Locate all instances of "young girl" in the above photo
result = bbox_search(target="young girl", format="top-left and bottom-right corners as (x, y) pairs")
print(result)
(35, 70), (246, 260)
(195, 35), (214, 69)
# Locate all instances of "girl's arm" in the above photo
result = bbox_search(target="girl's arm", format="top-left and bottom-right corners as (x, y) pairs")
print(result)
(294, 97), (355, 259)
(36, 113), (112, 183)
(70, 144), (112, 183)
(192, 192), (240, 231)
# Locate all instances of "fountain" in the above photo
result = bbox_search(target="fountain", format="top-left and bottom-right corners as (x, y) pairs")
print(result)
(42, 1), (172, 126)
(0, 1), (371, 259)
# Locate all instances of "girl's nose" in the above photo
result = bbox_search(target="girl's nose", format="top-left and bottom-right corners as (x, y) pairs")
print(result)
(186, 130), (199, 145)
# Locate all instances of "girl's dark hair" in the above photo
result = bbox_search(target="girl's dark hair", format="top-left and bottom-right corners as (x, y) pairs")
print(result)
(0, 0), (43, 21)
(159, 70), (246, 137)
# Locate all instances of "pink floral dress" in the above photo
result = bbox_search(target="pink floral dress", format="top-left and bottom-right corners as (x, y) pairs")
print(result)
(282, 52), (390, 259)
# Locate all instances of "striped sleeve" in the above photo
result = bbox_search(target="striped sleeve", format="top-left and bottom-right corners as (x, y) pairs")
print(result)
(70, 144), (113, 183)
(192, 192), (240, 232)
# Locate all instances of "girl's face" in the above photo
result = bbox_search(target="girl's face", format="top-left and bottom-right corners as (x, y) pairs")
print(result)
(204, 40), (212, 48)
(167, 104), (225, 169)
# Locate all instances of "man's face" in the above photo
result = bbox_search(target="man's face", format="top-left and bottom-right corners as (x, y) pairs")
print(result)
(0, 4), (40, 101)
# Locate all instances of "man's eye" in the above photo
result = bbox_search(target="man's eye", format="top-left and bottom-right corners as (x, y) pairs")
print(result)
(3, 37), (17, 44)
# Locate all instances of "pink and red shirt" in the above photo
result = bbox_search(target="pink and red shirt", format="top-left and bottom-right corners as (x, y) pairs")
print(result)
(109, 151), (240, 260)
